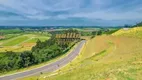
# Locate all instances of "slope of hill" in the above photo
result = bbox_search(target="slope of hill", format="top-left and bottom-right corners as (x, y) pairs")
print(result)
(112, 27), (142, 38)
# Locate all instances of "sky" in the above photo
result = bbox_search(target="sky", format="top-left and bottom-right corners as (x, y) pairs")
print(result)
(0, 0), (142, 26)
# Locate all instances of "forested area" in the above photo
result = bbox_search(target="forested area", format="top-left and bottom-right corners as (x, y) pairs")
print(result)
(0, 29), (79, 73)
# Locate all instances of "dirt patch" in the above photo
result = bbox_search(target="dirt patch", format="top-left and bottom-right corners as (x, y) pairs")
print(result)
(21, 43), (36, 47)
(0, 36), (5, 39)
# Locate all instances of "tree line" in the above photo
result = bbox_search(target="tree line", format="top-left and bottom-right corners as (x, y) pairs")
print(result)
(91, 28), (119, 38)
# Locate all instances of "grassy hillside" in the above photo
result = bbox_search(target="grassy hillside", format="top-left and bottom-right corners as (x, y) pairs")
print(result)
(112, 27), (142, 38)
(21, 27), (142, 80)
(0, 34), (49, 52)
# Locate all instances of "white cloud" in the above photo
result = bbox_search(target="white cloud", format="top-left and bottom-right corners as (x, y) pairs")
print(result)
(27, 16), (49, 20)
(70, 11), (142, 20)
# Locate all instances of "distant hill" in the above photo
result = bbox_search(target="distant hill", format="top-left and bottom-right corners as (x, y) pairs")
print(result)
(133, 22), (142, 27)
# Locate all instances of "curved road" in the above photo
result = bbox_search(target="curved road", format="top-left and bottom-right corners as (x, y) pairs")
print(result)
(0, 40), (85, 80)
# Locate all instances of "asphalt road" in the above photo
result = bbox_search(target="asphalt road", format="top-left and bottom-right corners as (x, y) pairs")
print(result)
(0, 40), (85, 80)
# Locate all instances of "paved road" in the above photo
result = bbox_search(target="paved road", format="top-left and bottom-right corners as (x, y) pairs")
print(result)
(0, 40), (85, 80)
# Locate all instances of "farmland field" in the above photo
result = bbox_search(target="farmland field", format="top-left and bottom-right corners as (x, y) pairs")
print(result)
(22, 27), (142, 80)
(0, 34), (49, 52)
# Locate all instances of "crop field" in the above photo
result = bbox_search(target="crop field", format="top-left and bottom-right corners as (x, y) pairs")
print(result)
(0, 34), (49, 52)
(22, 27), (142, 80)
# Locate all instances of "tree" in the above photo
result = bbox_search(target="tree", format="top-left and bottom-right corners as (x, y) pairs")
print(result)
(92, 31), (97, 35)
(97, 30), (102, 35)
(124, 24), (131, 28)
(19, 51), (33, 68)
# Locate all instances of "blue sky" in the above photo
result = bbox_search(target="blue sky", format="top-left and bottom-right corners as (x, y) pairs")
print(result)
(0, 0), (142, 26)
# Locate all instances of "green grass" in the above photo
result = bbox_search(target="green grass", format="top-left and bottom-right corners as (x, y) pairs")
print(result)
(0, 29), (22, 34)
(25, 37), (49, 43)
(2, 36), (28, 46)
